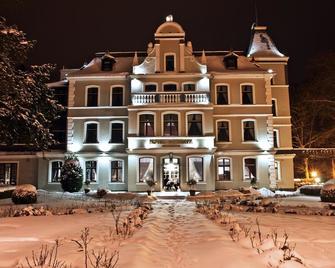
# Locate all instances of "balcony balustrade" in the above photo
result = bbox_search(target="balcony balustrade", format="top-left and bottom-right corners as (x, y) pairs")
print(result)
(132, 92), (209, 105)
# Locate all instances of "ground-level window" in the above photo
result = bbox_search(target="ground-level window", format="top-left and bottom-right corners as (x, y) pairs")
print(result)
(217, 158), (231, 181)
(85, 161), (97, 182)
(188, 157), (204, 182)
(0, 163), (17, 185)
(110, 122), (123, 143)
(274, 160), (281, 181)
(111, 161), (123, 182)
(139, 114), (154, 136)
(217, 121), (230, 142)
(216, 85), (229, 104)
(244, 158), (256, 182)
(187, 114), (203, 136)
(85, 123), (98, 143)
(163, 114), (178, 136)
(50, 161), (63, 183)
(139, 157), (154, 183)
(243, 120), (256, 141)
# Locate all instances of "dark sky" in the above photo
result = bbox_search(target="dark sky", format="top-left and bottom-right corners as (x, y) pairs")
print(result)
(1, 0), (334, 85)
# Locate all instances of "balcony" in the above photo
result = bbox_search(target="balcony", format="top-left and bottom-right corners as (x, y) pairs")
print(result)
(132, 92), (210, 105)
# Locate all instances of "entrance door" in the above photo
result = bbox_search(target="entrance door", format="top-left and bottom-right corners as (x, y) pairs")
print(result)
(162, 158), (180, 191)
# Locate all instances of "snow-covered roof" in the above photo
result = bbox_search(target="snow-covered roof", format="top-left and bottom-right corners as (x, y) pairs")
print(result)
(247, 25), (285, 58)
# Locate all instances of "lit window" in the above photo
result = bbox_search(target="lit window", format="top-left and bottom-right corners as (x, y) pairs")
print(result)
(165, 55), (175, 71)
(85, 161), (97, 182)
(85, 123), (98, 143)
(0, 163), (17, 185)
(217, 121), (230, 142)
(139, 157), (154, 183)
(244, 158), (256, 181)
(243, 121), (256, 141)
(112, 87), (123, 106)
(51, 161), (63, 183)
(183, 83), (196, 91)
(163, 84), (177, 91)
(163, 114), (178, 136)
(242, 85), (254, 104)
(217, 158), (231, 181)
(111, 161), (123, 182)
(216, 85), (229, 105)
(188, 157), (203, 182)
(187, 114), (202, 136)
(139, 114), (154, 136)
(87, 87), (98, 107)
(110, 123), (123, 143)
(272, 99), (277, 116)
(145, 84), (157, 92)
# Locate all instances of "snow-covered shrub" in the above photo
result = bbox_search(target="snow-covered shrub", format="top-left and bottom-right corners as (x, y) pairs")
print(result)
(300, 185), (321, 196)
(60, 154), (83, 193)
(97, 188), (107, 198)
(11, 184), (37, 204)
(321, 180), (335, 202)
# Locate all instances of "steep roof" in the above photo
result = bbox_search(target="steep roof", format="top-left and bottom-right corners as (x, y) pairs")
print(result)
(247, 25), (285, 58)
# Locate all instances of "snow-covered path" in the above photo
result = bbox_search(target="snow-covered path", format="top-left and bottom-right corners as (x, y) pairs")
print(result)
(118, 199), (264, 268)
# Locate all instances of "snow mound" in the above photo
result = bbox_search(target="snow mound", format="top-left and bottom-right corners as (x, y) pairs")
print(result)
(257, 188), (275, 197)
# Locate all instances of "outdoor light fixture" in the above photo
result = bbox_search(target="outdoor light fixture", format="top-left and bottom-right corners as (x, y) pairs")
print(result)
(311, 170), (318, 178)
(267, 69), (274, 73)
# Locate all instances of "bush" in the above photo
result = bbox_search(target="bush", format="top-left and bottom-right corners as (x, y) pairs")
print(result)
(60, 154), (83, 193)
(300, 185), (321, 196)
(321, 180), (335, 202)
(97, 188), (107, 198)
(12, 184), (37, 204)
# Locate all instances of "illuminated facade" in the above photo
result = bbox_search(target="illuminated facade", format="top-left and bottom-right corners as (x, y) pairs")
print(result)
(0, 16), (295, 191)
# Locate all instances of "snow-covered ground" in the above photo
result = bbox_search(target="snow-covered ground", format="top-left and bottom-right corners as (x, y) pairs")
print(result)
(0, 198), (334, 267)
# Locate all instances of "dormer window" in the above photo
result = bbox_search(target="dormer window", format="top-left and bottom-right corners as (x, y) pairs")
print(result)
(165, 55), (175, 71)
(101, 54), (116, 71)
(224, 54), (238, 70)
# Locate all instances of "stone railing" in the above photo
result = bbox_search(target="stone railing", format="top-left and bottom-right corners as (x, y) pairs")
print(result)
(132, 92), (209, 105)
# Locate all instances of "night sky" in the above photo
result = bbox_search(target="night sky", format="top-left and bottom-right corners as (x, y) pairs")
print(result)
(1, 0), (334, 85)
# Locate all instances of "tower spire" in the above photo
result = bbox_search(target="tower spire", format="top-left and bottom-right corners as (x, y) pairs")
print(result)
(132, 51), (139, 66)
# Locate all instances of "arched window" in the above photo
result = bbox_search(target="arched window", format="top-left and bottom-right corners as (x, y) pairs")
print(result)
(111, 160), (123, 182)
(86, 87), (98, 107)
(242, 120), (256, 141)
(187, 114), (202, 136)
(241, 84), (254, 104)
(85, 123), (98, 143)
(139, 157), (154, 182)
(85, 160), (97, 182)
(111, 86), (124, 106)
(139, 114), (154, 136)
(163, 83), (177, 91)
(163, 114), (178, 136)
(110, 122), (124, 143)
(216, 85), (229, 105)
(217, 121), (230, 142)
(244, 158), (257, 182)
(217, 158), (231, 181)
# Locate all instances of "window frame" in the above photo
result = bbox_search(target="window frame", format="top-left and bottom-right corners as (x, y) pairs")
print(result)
(109, 121), (125, 144)
(240, 83), (255, 105)
(85, 160), (98, 183)
(186, 112), (204, 136)
(84, 121), (99, 144)
(217, 157), (232, 181)
(182, 82), (197, 92)
(241, 119), (257, 142)
(48, 160), (64, 184)
(243, 157), (258, 182)
(85, 85), (100, 107)
(110, 159), (124, 183)
(137, 112), (156, 136)
(273, 129), (280, 148)
(274, 160), (281, 181)
(162, 81), (178, 92)
(0, 161), (19, 185)
(164, 53), (176, 72)
(215, 84), (230, 105)
(161, 112), (180, 136)
(216, 119), (231, 143)
(138, 156), (155, 183)
(271, 98), (278, 116)
(144, 83), (158, 92)
(187, 156), (205, 183)
(110, 85), (125, 106)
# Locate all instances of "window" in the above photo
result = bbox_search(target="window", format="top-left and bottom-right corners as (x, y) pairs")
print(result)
(87, 87), (98, 107)
(273, 129), (279, 148)
(244, 158), (256, 181)
(187, 114), (202, 136)
(241, 85), (254, 104)
(111, 161), (123, 182)
(223, 54), (238, 69)
(272, 99), (277, 116)
(165, 55), (175, 71)
(183, 83), (196, 91)
(85, 161), (97, 182)
(111, 87), (123, 106)
(110, 123), (123, 143)
(217, 158), (231, 181)
(217, 121), (230, 142)
(145, 84), (157, 92)
(139, 157), (154, 183)
(274, 161), (281, 181)
(163, 84), (177, 91)
(139, 114), (154, 136)
(85, 123), (98, 143)
(0, 163), (17, 185)
(216, 85), (229, 105)
(243, 121), (256, 141)
(163, 114), (178, 136)
(50, 161), (63, 183)
(101, 55), (116, 71)
(188, 157), (203, 182)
